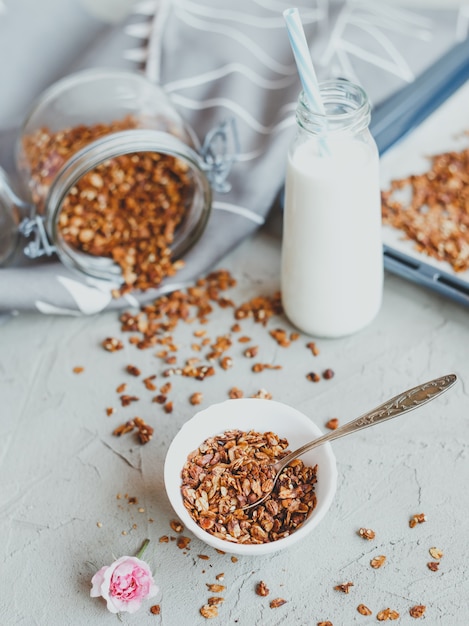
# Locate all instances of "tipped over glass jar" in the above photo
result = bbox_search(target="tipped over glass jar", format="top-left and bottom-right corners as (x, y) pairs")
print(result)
(0, 68), (235, 296)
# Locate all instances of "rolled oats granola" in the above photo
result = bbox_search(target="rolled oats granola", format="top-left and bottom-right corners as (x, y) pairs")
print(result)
(22, 116), (194, 295)
(381, 143), (469, 272)
(180, 429), (318, 544)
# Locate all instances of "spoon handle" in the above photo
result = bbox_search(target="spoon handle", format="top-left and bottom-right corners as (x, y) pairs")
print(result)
(277, 373), (457, 468)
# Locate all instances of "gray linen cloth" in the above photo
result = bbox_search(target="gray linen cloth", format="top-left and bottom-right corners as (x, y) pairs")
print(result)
(0, 0), (461, 314)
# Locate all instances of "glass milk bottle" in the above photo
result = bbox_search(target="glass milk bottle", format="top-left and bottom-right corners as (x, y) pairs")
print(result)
(281, 78), (383, 338)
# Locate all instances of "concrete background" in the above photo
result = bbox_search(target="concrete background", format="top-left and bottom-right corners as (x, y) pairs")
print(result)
(1, 212), (468, 625)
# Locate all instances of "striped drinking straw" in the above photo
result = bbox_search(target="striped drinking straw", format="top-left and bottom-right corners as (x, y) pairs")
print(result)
(283, 7), (329, 144)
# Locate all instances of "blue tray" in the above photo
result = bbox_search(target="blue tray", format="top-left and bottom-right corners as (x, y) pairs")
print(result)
(371, 39), (469, 307)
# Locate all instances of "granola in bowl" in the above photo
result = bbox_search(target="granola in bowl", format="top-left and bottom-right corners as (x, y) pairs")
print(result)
(164, 398), (337, 555)
(180, 429), (318, 545)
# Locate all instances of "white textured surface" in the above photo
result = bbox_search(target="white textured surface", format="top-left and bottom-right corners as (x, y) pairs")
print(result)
(1, 219), (469, 625)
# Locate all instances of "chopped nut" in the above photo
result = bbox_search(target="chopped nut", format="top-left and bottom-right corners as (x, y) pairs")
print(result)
(269, 328), (290, 347)
(230, 556), (238, 563)
(244, 346), (259, 358)
(334, 582), (354, 594)
(256, 581), (269, 596)
(358, 527), (375, 540)
(198, 554), (210, 560)
(215, 573), (224, 581)
(357, 604), (372, 616)
(306, 372), (321, 383)
(176, 536), (191, 550)
(120, 394), (139, 407)
(134, 417), (154, 444)
(143, 375), (157, 391)
(200, 604), (218, 619)
(306, 341), (320, 356)
(73, 366), (84, 374)
(126, 364), (141, 376)
(219, 355), (233, 370)
(159, 535), (169, 543)
(370, 555), (386, 569)
(228, 387), (243, 399)
(269, 598), (287, 609)
(251, 389), (272, 399)
(317, 622), (333, 626)
(234, 292), (283, 326)
(190, 392), (203, 405)
(106, 407), (115, 416)
(160, 382), (172, 394)
(427, 561), (439, 571)
(325, 418), (339, 430)
(377, 608), (399, 621)
(112, 420), (135, 436)
(102, 337), (124, 352)
(429, 547), (443, 559)
(409, 605), (426, 618)
(164, 401), (174, 414)
(150, 605), (161, 615)
(409, 513), (427, 528)
(207, 596), (224, 606)
(323, 368), (335, 380)
(170, 519), (184, 533)
(116, 382), (127, 393)
(206, 584), (225, 593)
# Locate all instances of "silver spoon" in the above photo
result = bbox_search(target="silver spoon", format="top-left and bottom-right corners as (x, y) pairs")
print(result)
(243, 373), (457, 510)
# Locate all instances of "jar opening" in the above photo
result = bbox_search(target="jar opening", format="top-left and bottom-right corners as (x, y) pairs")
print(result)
(50, 138), (211, 290)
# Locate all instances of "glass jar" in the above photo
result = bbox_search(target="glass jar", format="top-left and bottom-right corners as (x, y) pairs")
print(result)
(0, 68), (233, 293)
(281, 78), (383, 338)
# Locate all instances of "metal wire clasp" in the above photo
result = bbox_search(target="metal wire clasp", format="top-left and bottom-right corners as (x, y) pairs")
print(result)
(18, 214), (56, 258)
(200, 118), (240, 193)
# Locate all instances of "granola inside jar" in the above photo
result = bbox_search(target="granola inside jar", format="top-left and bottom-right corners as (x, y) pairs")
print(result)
(11, 68), (213, 294)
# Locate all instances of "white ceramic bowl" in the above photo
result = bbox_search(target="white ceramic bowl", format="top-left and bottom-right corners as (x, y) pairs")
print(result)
(164, 398), (338, 555)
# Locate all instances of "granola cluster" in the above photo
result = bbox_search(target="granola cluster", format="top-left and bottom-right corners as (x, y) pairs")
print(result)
(21, 115), (193, 295)
(181, 429), (318, 544)
(381, 143), (469, 272)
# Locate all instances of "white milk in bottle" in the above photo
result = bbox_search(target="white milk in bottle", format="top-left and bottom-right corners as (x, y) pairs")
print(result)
(281, 79), (383, 337)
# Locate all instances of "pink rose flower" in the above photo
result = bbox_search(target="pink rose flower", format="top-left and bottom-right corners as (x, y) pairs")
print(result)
(91, 555), (159, 614)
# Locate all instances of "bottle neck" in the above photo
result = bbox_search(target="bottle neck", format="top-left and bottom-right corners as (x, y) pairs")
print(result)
(296, 78), (371, 137)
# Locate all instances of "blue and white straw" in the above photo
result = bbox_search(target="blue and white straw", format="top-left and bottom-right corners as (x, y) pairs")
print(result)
(283, 7), (326, 118)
